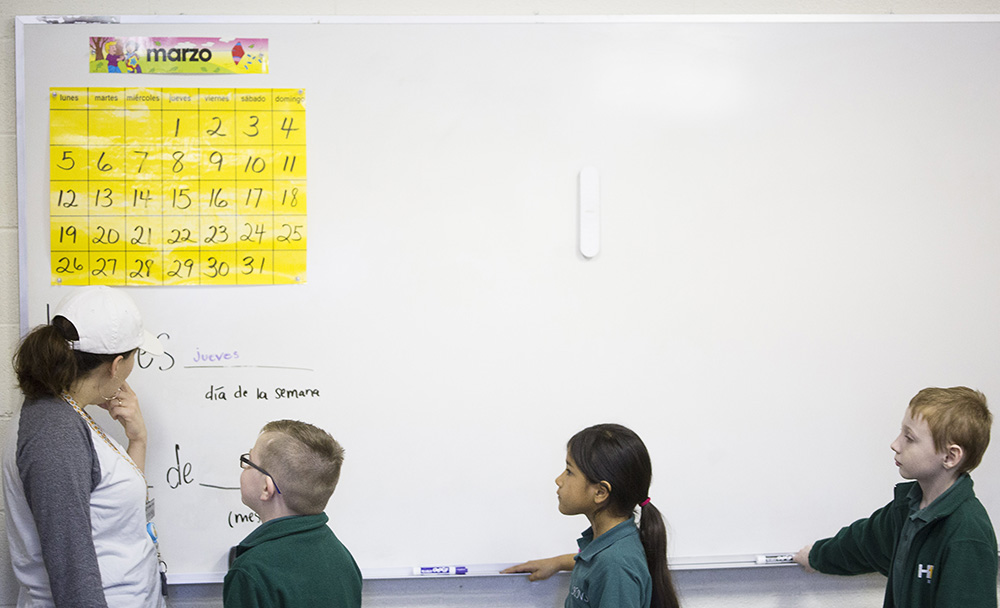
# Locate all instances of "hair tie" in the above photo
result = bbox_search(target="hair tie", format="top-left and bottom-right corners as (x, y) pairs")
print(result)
(640, 497), (651, 507)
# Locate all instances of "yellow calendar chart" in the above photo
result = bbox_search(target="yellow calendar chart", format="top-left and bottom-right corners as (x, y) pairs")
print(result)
(49, 87), (306, 286)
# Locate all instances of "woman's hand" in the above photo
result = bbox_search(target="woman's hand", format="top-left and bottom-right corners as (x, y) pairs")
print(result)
(100, 381), (148, 471)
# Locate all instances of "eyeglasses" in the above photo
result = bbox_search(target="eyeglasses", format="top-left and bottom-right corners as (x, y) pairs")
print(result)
(240, 453), (281, 494)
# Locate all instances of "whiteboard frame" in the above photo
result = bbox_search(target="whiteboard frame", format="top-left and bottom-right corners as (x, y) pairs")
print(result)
(15, 13), (1000, 583)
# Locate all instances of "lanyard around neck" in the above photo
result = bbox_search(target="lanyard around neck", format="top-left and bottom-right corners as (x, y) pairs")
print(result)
(61, 392), (149, 499)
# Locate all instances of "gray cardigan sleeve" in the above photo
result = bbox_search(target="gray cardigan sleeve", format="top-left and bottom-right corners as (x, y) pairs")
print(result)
(16, 398), (108, 608)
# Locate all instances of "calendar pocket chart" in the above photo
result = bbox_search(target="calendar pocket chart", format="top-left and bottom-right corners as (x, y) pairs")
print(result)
(49, 87), (307, 286)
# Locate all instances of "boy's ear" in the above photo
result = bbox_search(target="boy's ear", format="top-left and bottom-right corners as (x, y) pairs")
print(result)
(259, 478), (279, 502)
(942, 443), (965, 471)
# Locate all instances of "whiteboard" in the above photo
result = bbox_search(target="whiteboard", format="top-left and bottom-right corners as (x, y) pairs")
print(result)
(16, 16), (1000, 582)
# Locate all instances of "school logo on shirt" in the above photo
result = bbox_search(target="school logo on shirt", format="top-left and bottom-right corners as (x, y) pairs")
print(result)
(917, 563), (934, 583)
(569, 585), (589, 603)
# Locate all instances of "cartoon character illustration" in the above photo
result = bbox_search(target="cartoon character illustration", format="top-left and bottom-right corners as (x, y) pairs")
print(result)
(232, 42), (245, 64)
(105, 40), (123, 73)
(125, 41), (142, 73)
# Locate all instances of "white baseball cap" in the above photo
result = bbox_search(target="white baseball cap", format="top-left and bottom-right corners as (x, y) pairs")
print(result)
(53, 286), (164, 356)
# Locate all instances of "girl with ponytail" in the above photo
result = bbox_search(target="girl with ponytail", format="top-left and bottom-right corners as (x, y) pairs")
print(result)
(503, 423), (680, 608)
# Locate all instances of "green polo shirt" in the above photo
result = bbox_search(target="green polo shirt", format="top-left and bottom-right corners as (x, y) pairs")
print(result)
(809, 474), (998, 608)
(890, 481), (955, 602)
(566, 519), (652, 608)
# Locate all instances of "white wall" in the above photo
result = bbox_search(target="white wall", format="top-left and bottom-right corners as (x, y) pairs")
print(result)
(2, 1), (998, 607)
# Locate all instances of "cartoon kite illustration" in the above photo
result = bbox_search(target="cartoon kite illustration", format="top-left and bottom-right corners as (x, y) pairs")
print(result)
(232, 42), (245, 64)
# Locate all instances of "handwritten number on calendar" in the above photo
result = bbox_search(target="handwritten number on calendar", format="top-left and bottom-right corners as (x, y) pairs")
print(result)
(171, 187), (193, 210)
(244, 155), (266, 174)
(95, 152), (113, 173)
(92, 226), (121, 245)
(206, 117), (227, 137)
(204, 257), (230, 278)
(94, 188), (114, 208)
(204, 225), (229, 244)
(243, 116), (260, 138)
(242, 255), (266, 275)
(244, 187), (264, 208)
(280, 188), (299, 207)
(280, 117), (299, 139)
(57, 151), (75, 171)
(209, 188), (229, 208)
(55, 257), (84, 274)
(57, 189), (79, 208)
(209, 151), (224, 172)
(277, 224), (303, 243)
(58, 225), (78, 244)
(133, 151), (150, 174)
(167, 258), (194, 278)
(240, 222), (265, 244)
(131, 226), (152, 246)
(132, 189), (151, 208)
(167, 228), (194, 245)
(91, 257), (117, 277)
(130, 258), (154, 279)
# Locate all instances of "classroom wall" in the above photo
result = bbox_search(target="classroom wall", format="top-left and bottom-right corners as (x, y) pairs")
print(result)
(2, 1), (999, 607)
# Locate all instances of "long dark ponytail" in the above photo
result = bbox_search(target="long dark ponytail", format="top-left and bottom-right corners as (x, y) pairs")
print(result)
(13, 316), (127, 400)
(568, 423), (680, 608)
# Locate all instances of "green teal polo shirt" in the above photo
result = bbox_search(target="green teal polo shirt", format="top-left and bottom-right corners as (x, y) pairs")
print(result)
(566, 519), (652, 608)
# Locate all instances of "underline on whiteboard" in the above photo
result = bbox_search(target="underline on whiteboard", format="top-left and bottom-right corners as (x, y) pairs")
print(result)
(199, 483), (240, 491)
(183, 365), (314, 371)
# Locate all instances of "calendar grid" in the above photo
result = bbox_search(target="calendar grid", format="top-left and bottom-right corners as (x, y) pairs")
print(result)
(49, 86), (307, 286)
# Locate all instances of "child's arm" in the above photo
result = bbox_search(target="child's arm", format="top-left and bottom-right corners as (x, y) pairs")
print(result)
(801, 503), (899, 576)
(501, 554), (576, 581)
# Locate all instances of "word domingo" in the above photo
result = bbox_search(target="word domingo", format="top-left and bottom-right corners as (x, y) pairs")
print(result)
(147, 47), (213, 63)
(204, 384), (320, 401)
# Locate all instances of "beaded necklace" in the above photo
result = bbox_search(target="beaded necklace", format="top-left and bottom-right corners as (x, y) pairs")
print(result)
(61, 392), (148, 498)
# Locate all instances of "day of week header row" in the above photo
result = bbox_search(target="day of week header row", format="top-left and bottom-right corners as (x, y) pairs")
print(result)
(50, 88), (307, 112)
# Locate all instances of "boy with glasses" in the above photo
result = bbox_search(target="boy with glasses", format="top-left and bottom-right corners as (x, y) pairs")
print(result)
(224, 420), (362, 608)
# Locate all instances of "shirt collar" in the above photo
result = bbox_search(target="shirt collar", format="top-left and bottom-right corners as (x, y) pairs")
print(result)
(575, 519), (639, 563)
(905, 473), (973, 523)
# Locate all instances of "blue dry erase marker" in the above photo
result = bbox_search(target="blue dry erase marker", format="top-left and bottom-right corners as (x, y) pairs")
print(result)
(413, 566), (468, 575)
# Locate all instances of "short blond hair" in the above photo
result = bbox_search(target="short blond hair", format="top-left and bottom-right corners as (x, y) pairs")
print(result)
(256, 420), (345, 515)
(908, 387), (992, 474)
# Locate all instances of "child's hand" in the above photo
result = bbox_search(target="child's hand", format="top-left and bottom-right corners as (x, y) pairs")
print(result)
(793, 544), (815, 573)
(501, 554), (574, 581)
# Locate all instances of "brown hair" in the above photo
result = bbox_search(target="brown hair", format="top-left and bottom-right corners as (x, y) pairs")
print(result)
(13, 317), (132, 400)
(908, 387), (992, 474)
(256, 420), (345, 515)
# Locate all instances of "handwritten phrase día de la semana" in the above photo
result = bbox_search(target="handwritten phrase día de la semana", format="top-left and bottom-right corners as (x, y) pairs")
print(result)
(204, 385), (319, 401)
